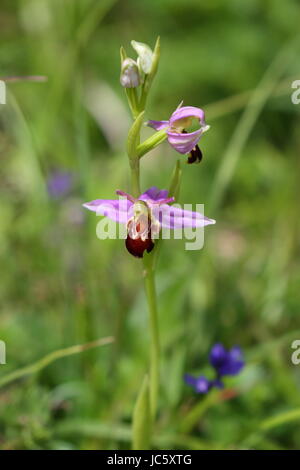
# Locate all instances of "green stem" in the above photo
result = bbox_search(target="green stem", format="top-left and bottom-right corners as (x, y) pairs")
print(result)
(137, 129), (167, 158)
(139, 80), (148, 111)
(143, 256), (160, 419)
(125, 88), (139, 119)
(130, 160), (141, 198)
(129, 146), (160, 444)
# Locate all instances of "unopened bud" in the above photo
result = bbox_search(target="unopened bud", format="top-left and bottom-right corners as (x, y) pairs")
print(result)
(131, 40), (153, 74)
(120, 58), (140, 88)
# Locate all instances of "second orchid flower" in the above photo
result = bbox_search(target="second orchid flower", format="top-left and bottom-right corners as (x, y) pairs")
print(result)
(148, 105), (210, 164)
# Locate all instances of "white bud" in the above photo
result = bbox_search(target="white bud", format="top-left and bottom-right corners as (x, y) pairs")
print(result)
(131, 40), (153, 74)
(120, 58), (140, 88)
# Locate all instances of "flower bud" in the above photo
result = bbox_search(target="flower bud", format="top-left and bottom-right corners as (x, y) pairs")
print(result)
(131, 40), (153, 74)
(120, 58), (140, 88)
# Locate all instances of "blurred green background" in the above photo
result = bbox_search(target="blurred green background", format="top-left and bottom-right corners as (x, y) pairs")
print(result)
(1, 0), (300, 450)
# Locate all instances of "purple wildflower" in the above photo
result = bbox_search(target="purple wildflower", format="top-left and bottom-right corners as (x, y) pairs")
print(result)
(83, 186), (215, 258)
(148, 105), (210, 163)
(184, 374), (212, 394)
(47, 171), (72, 199)
(185, 343), (245, 394)
(210, 344), (244, 377)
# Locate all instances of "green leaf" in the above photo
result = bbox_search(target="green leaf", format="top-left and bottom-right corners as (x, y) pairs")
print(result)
(120, 45), (127, 64)
(0, 337), (114, 389)
(132, 375), (151, 450)
(149, 36), (160, 83)
(261, 408), (300, 431)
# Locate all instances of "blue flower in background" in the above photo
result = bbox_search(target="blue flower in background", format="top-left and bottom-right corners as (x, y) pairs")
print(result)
(184, 374), (212, 394)
(47, 171), (72, 199)
(184, 343), (245, 394)
(210, 343), (244, 377)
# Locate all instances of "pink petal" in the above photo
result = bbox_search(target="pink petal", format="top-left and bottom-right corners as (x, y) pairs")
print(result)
(83, 198), (133, 223)
(139, 186), (169, 203)
(167, 128), (204, 154)
(153, 204), (216, 229)
(147, 120), (169, 131)
(169, 106), (206, 126)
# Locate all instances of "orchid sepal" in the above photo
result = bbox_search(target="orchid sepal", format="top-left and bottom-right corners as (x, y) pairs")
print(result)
(131, 40), (154, 75)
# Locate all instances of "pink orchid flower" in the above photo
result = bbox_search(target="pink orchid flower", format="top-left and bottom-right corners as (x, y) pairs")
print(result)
(83, 186), (215, 258)
(148, 106), (210, 163)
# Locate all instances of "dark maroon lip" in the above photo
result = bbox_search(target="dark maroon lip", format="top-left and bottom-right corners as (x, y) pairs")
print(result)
(125, 234), (154, 258)
(187, 145), (203, 164)
(125, 216), (155, 258)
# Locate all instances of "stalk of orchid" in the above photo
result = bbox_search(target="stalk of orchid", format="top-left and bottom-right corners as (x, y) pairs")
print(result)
(83, 38), (215, 449)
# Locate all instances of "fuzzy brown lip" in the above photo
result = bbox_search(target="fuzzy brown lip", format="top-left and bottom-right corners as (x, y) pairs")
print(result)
(125, 234), (154, 258)
(187, 144), (203, 164)
(125, 217), (155, 258)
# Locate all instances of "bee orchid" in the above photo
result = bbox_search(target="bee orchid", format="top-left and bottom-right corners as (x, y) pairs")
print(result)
(83, 186), (215, 258)
(148, 106), (210, 163)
